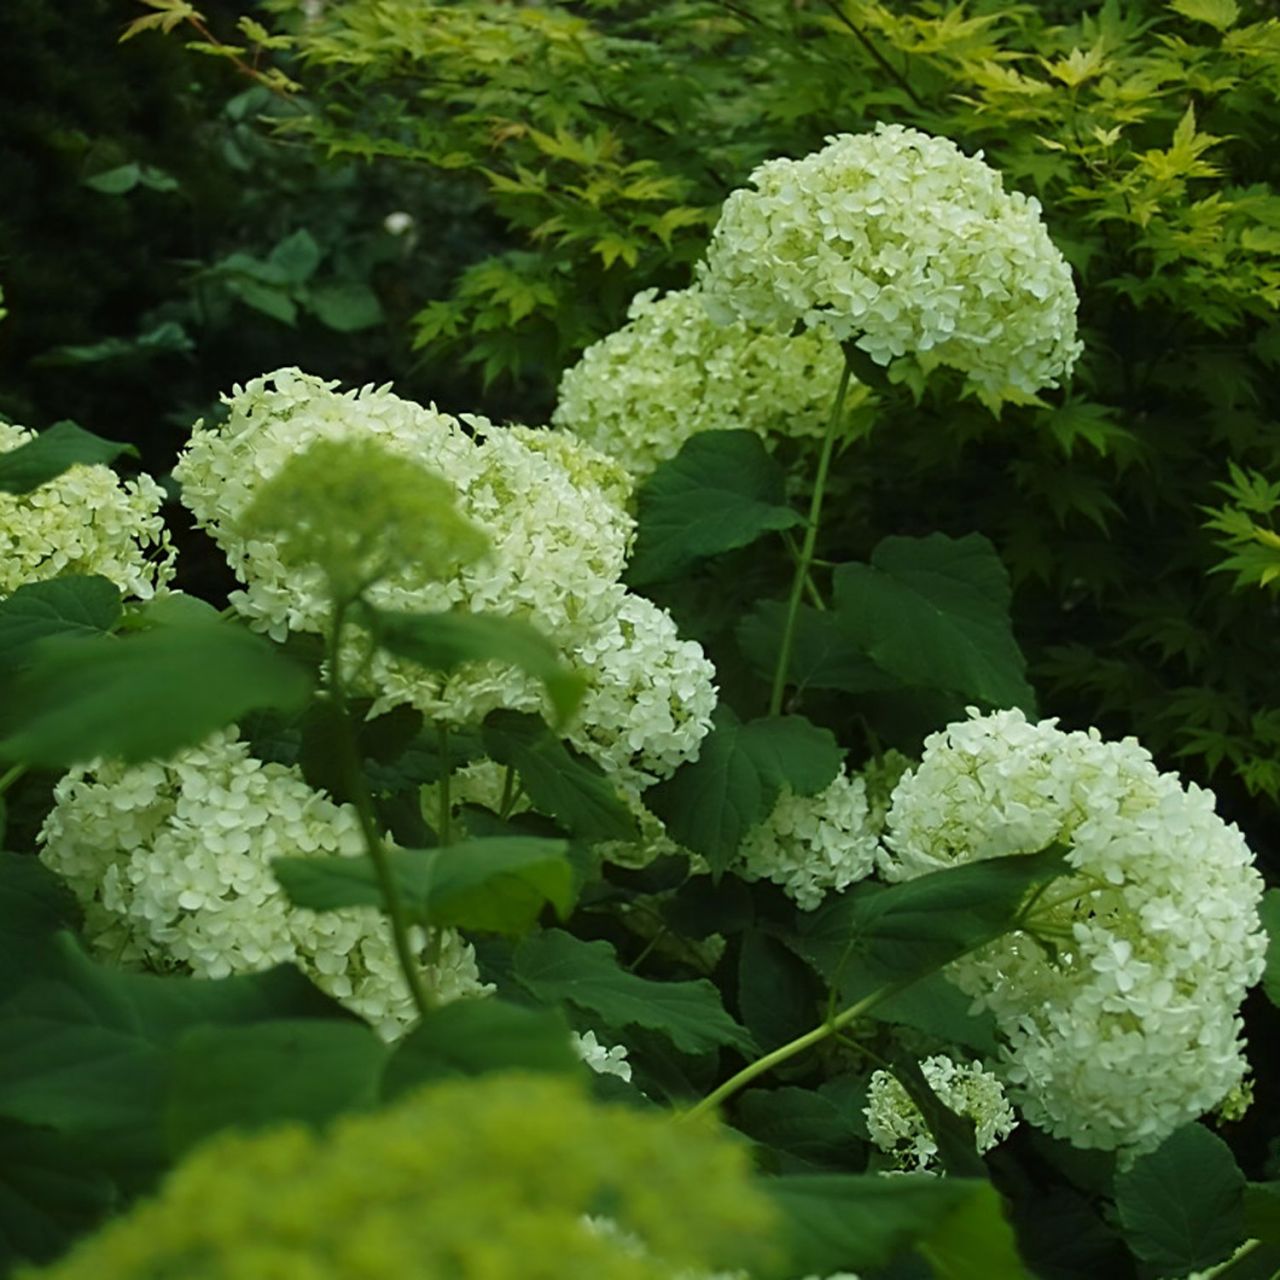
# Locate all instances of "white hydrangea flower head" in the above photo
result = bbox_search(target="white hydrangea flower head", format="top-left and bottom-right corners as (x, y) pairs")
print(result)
(736, 770), (880, 909)
(571, 1029), (633, 1083)
(0, 421), (176, 599)
(175, 370), (717, 787)
(696, 124), (1083, 399)
(552, 286), (850, 479)
(865, 1055), (1017, 1173)
(38, 728), (487, 1041)
(882, 707), (1268, 1157)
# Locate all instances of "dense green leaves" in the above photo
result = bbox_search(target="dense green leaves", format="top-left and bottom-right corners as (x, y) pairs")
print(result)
(833, 534), (1035, 713)
(513, 928), (755, 1057)
(647, 708), (842, 876)
(1115, 1124), (1247, 1275)
(274, 837), (575, 935)
(0, 422), (138, 494)
(0, 619), (312, 766)
(628, 431), (804, 585)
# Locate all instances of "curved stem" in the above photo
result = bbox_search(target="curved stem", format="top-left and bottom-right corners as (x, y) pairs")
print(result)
(436, 724), (453, 847)
(327, 598), (435, 1018)
(0, 763), (27, 797)
(769, 356), (854, 715)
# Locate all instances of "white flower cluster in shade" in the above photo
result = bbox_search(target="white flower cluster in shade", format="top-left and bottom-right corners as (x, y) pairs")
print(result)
(571, 1030), (633, 1083)
(37, 729), (487, 1041)
(882, 708), (1268, 1157)
(736, 769), (881, 909)
(174, 369), (717, 790)
(0, 421), (176, 599)
(552, 286), (848, 479)
(865, 1055), (1017, 1173)
(696, 124), (1083, 398)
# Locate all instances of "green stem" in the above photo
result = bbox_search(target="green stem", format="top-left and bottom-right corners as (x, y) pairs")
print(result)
(327, 598), (435, 1018)
(781, 530), (827, 611)
(0, 764), (27, 796)
(437, 724), (452, 847)
(769, 356), (854, 715)
(498, 764), (517, 820)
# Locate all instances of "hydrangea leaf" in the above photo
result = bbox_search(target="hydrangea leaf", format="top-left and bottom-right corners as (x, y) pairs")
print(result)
(627, 430), (804, 585)
(735, 1078), (870, 1167)
(166, 1020), (388, 1156)
(482, 710), (638, 842)
(0, 576), (121, 666)
(0, 619), (313, 767)
(1259, 888), (1280, 1008)
(0, 421), (138, 495)
(381, 999), (580, 1099)
(513, 927), (756, 1056)
(1115, 1123), (1247, 1275)
(646, 707), (842, 877)
(0, 933), (341, 1189)
(1244, 1183), (1280, 1244)
(0, 853), (81, 986)
(308, 281), (384, 332)
(793, 846), (1068, 992)
(362, 605), (585, 726)
(274, 836), (575, 936)
(833, 533), (1036, 713)
(761, 1175), (1028, 1278)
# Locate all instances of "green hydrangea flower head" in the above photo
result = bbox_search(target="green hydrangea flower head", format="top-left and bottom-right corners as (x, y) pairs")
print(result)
(28, 1073), (779, 1280)
(237, 435), (488, 601)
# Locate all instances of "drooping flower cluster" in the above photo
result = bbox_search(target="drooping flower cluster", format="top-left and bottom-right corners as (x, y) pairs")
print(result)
(736, 769), (881, 909)
(864, 1055), (1017, 1173)
(552, 286), (849, 479)
(37, 728), (486, 1041)
(0, 421), (176, 599)
(882, 708), (1268, 1156)
(28, 1073), (776, 1280)
(696, 124), (1082, 398)
(174, 369), (716, 788)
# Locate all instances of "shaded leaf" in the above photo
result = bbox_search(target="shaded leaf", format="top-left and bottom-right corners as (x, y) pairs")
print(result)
(0, 422), (138, 495)
(309, 281), (384, 332)
(0, 576), (121, 666)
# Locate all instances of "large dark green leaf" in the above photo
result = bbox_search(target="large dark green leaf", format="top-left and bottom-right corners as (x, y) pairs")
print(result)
(762, 1175), (1028, 1279)
(0, 620), (313, 767)
(1115, 1124), (1247, 1275)
(833, 533), (1035, 712)
(735, 1078), (870, 1167)
(628, 431), (803, 584)
(380, 998), (579, 1099)
(0, 422), (138, 495)
(647, 708), (842, 877)
(361, 604), (584, 725)
(274, 837), (575, 935)
(482, 711), (637, 842)
(513, 928), (755, 1056)
(0, 853), (80, 986)
(0, 576), (121, 666)
(166, 1020), (387, 1155)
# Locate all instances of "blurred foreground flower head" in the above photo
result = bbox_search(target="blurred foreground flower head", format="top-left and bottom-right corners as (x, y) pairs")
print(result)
(552, 286), (850, 479)
(697, 124), (1082, 401)
(882, 708), (1267, 1157)
(0, 421), (175, 599)
(26, 1073), (778, 1280)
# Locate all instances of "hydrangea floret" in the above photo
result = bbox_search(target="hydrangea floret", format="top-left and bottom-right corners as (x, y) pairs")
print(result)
(552, 286), (849, 478)
(26, 1073), (777, 1280)
(572, 1029), (633, 1083)
(696, 124), (1083, 400)
(736, 769), (881, 909)
(881, 708), (1268, 1156)
(864, 1055), (1017, 1173)
(174, 369), (717, 789)
(37, 728), (486, 1041)
(0, 420), (176, 599)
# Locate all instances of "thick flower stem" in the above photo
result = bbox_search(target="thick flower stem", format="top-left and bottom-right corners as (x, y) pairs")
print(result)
(769, 355), (854, 716)
(327, 599), (435, 1019)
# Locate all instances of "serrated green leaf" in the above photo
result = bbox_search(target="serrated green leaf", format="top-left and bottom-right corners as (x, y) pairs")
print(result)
(513, 927), (755, 1056)
(362, 605), (583, 726)
(380, 999), (579, 1099)
(267, 228), (322, 284)
(0, 620), (312, 767)
(0, 576), (121, 665)
(308, 281), (384, 332)
(833, 533), (1035, 712)
(735, 1078), (870, 1166)
(646, 708), (842, 876)
(1169, 0), (1239, 31)
(1115, 1123), (1246, 1275)
(482, 710), (637, 842)
(0, 422), (138, 495)
(628, 431), (803, 585)
(274, 836), (574, 935)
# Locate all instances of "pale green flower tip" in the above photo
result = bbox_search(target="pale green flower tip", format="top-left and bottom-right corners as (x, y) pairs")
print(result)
(237, 435), (489, 597)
